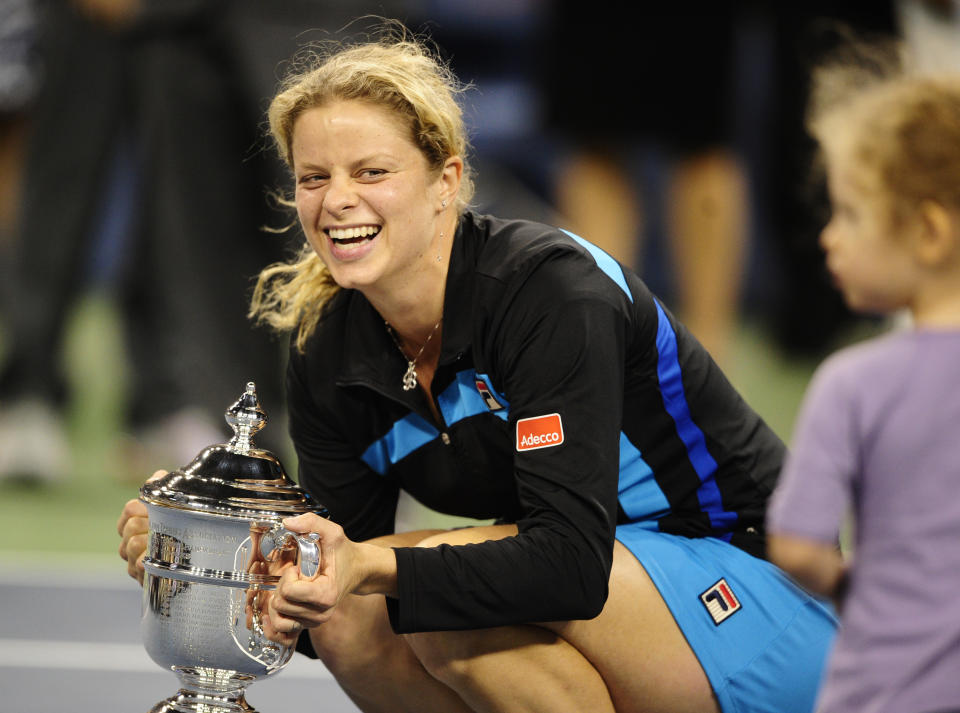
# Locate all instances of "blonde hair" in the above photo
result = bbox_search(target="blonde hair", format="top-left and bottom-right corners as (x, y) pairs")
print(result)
(808, 47), (960, 229)
(249, 24), (474, 352)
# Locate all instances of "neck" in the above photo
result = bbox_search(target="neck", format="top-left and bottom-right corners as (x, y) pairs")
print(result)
(366, 212), (457, 342)
(911, 294), (960, 328)
(909, 268), (960, 328)
(387, 317), (443, 364)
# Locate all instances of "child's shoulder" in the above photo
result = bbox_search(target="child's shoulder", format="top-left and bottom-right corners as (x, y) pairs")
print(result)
(816, 328), (959, 387)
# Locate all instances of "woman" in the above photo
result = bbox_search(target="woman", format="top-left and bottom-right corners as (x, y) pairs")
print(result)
(119, 27), (836, 713)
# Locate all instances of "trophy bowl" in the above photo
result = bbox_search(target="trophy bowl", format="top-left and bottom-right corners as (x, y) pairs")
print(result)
(139, 382), (326, 713)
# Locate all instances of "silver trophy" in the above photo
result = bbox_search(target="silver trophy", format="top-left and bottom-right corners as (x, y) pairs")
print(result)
(139, 382), (326, 713)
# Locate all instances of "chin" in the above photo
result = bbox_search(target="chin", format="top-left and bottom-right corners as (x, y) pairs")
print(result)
(327, 265), (381, 292)
(844, 293), (895, 317)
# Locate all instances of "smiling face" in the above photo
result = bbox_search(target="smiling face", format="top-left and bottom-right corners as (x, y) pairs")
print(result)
(291, 99), (456, 296)
(820, 154), (921, 315)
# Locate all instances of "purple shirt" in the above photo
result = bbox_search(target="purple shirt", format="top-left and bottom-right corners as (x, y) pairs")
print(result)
(768, 329), (960, 713)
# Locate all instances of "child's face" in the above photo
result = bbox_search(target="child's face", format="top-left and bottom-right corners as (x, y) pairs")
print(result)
(820, 158), (921, 315)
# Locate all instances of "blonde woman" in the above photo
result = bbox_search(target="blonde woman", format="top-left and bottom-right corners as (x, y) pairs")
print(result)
(121, 26), (835, 713)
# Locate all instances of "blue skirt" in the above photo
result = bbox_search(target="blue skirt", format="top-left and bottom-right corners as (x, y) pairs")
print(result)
(615, 526), (837, 713)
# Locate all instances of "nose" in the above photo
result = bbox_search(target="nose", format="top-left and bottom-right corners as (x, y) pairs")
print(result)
(819, 219), (837, 252)
(324, 174), (357, 216)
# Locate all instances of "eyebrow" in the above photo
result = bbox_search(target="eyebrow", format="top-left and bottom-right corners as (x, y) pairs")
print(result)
(295, 154), (400, 173)
(353, 153), (400, 168)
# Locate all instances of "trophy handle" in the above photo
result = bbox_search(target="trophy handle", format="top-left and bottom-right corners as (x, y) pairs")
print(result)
(260, 525), (321, 578)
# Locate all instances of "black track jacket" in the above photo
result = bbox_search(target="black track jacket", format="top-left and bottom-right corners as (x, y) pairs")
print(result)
(287, 211), (785, 634)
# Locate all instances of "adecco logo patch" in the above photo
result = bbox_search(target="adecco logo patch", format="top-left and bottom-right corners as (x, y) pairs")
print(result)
(516, 413), (564, 452)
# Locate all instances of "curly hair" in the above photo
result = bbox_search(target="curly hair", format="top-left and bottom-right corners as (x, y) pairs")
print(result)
(249, 22), (474, 352)
(807, 38), (960, 231)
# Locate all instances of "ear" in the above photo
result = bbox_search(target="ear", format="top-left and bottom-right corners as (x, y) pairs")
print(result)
(914, 200), (958, 267)
(437, 156), (463, 209)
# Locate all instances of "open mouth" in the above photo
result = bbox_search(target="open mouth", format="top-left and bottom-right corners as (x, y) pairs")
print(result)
(326, 225), (381, 246)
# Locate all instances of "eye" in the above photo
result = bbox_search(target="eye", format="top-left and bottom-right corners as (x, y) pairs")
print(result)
(830, 200), (856, 222)
(358, 168), (387, 180)
(298, 173), (328, 186)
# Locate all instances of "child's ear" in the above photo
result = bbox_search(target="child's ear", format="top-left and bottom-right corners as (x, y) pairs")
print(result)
(914, 200), (958, 267)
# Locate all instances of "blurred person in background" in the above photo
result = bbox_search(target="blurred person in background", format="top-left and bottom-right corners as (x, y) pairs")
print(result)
(0, 0), (38, 250)
(541, 4), (754, 368)
(0, 0), (50, 475)
(542, 3), (908, 368)
(0, 1), (411, 483)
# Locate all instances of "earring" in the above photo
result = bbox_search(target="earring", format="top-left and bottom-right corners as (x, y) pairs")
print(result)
(441, 200), (447, 208)
(437, 231), (444, 262)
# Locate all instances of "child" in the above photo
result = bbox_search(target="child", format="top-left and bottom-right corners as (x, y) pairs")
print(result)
(767, 64), (960, 713)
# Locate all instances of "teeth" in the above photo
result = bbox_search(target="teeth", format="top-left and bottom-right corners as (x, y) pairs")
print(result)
(328, 226), (380, 241)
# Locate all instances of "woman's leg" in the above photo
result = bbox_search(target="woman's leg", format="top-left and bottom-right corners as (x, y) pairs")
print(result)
(305, 529), (475, 713)
(307, 525), (720, 713)
(406, 528), (719, 713)
(307, 525), (617, 713)
(540, 540), (720, 713)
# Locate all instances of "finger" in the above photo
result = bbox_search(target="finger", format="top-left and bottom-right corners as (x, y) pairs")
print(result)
(278, 575), (335, 609)
(135, 550), (146, 586)
(271, 568), (322, 614)
(261, 611), (300, 647)
(116, 470), (164, 534)
(123, 513), (149, 532)
(270, 592), (322, 622)
(281, 512), (329, 534)
(273, 573), (338, 627)
(116, 499), (147, 536)
(275, 562), (323, 602)
(124, 533), (148, 567)
(127, 542), (147, 582)
(119, 517), (149, 560)
(121, 514), (149, 540)
(266, 593), (306, 636)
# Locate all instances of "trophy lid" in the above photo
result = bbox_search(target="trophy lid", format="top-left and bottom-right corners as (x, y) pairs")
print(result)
(140, 382), (323, 520)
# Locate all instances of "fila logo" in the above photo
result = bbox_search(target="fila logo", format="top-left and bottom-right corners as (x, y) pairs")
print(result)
(475, 379), (504, 411)
(700, 578), (742, 625)
(516, 413), (564, 452)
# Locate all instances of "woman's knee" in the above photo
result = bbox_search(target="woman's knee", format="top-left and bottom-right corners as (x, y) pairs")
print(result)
(405, 629), (489, 687)
(307, 594), (393, 678)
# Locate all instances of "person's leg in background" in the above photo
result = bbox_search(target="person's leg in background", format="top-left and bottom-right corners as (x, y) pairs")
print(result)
(121, 7), (288, 473)
(666, 148), (750, 365)
(0, 2), (128, 482)
(543, 7), (750, 368)
(552, 150), (644, 272)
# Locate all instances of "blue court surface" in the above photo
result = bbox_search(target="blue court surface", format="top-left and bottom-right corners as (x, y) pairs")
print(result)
(0, 554), (362, 712)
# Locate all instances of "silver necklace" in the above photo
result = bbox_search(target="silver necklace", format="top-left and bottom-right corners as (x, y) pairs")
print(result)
(385, 319), (441, 391)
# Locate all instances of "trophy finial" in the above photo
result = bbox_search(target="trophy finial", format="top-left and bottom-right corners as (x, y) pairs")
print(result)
(225, 381), (266, 454)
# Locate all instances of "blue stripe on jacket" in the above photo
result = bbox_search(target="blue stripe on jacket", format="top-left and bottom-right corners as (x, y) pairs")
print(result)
(654, 300), (738, 535)
(361, 371), (509, 475)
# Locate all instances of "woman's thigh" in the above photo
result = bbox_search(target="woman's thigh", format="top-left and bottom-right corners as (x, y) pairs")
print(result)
(306, 528), (447, 661)
(413, 526), (718, 713)
(544, 540), (720, 713)
(605, 528), (836, 713)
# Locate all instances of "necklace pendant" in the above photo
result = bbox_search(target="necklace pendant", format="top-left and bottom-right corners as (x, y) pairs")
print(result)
(402, 362), (418, 391)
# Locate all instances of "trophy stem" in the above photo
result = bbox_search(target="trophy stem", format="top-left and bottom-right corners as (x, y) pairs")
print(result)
(148, 667), (258, 713)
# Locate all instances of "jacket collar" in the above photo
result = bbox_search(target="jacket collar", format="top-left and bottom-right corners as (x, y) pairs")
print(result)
(335, 212), (477, 391)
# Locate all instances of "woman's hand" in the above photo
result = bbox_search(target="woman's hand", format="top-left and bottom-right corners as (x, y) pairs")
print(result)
(263, 513), (398, 643)
(116, 469), (165, 585)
